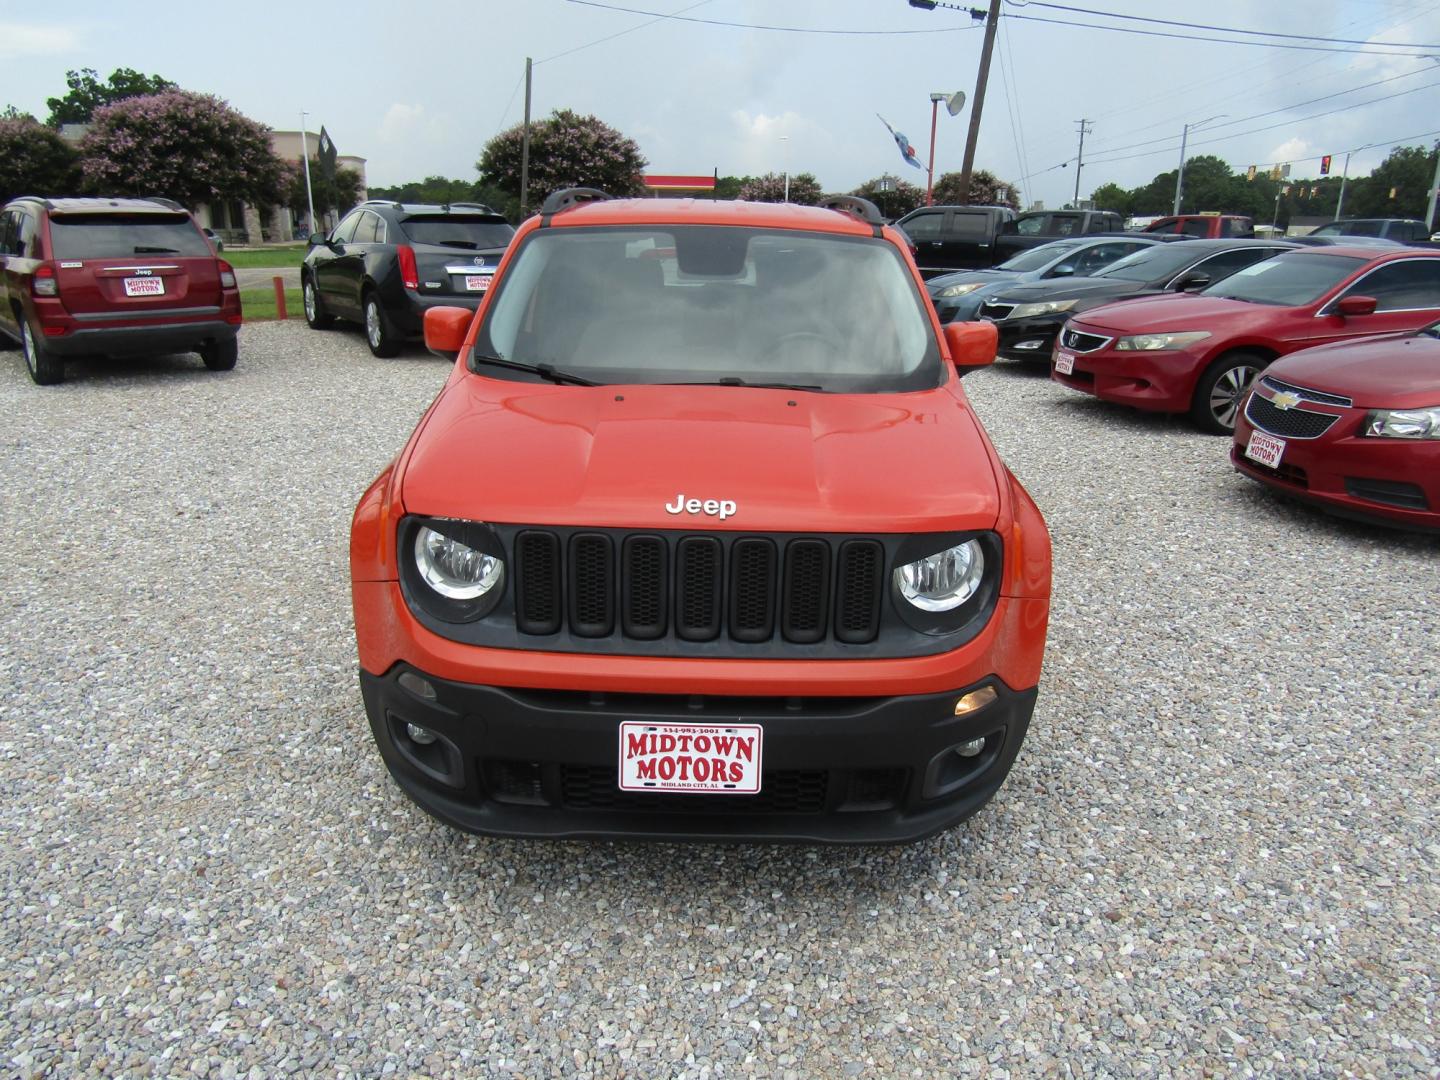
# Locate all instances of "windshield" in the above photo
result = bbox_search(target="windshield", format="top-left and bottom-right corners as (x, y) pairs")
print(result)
(996, 239), (1086, 273)
(475, 225), (942, 392)
(49, 214), (211, 258)
(400, 216), (515, 249)
(1095, 243), (1202, 282)
(1202, 252), (1366, 306)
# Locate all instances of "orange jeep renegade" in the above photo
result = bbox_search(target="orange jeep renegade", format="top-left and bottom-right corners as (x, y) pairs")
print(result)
(350, 189), (1051, 843)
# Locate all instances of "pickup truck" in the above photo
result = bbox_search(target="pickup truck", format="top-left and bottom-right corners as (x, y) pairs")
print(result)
(1306, 218), (1437, 246)
(1143, 214), (1254, 238)
(896, 205), (1123, 276)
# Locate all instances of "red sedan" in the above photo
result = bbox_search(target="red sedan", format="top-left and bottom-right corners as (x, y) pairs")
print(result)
(1050, 246), (1440, 433)
(1232, 322), (1440, 531)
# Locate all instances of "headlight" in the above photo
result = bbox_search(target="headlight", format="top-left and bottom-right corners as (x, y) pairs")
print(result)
(895, 540), (985, 612)
(1115, 331), (1211, 351)
(935, 282), (986, 299)
(402, 517), (507, 623)
(1008, 299), (1078, 319)
(1364, 405), (1440, 439)
(415, 525), (504, 599)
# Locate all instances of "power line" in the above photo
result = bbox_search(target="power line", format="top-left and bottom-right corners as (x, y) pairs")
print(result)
(1003, 11), (1440, 57)
(566, 0), (983, 35)
(1008, 1), (1440, 50)
(541, 0), (714, 62)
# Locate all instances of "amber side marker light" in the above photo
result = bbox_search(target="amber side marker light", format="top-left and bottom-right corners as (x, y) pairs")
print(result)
(954, 685), (997, 717)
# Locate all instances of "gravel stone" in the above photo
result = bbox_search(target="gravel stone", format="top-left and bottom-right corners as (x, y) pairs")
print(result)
(0, 323), (1434, 1076)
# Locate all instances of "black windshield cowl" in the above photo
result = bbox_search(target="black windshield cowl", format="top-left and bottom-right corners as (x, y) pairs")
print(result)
(661, 377), (827, 392)
(471, 352), (598, 386)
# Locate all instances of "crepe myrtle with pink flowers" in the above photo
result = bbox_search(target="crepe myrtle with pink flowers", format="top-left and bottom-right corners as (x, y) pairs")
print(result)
(79, 91), (288, 210)
(478, 108), (648, 209)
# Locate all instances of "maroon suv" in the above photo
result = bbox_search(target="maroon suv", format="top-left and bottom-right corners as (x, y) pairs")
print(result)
(0, 196), (242, 385)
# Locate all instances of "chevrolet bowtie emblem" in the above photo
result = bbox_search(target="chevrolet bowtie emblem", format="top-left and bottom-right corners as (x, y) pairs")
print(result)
(1270, 391), (1301, 410)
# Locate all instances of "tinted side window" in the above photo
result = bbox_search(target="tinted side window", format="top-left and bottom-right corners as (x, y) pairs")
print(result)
(331, 212), (363, 244)
(1188, 248), (1280, 283)
(1346, 220), (1384, 237)
(1179, 219), (1211, 237)
(0, 212), (15, 255)
(900, 212), (944, 240)
(1015, 215), (1047, 236)
(353, 212), (381, 244)
(1342, 259), (1440, 311)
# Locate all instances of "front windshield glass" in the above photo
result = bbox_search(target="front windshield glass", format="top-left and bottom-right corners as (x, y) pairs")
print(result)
(475, 226), (942, 392)
(1202, 252), (1366, 306)
(996, 239), (1086, 273)
(1095, 243), (1204, 282)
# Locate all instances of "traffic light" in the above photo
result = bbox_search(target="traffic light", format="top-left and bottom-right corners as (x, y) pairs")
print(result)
(1320, 155), (1332, 176)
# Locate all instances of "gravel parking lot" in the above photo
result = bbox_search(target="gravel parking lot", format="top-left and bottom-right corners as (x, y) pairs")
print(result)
(2, 320), (1435, 1077)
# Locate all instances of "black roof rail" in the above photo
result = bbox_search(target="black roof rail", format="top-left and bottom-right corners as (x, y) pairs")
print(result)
(538, 187), (611, 226)
(819, 195), (885, 237)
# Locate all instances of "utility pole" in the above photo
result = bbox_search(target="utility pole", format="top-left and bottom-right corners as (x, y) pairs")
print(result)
(300, 111), (317, 238)
(957, 0), (1000, 204)
(520, 57), (533, 219)
(1173, 123), (1192, 215)
(1426, 144), (1440, 234)
(1073, 119), (1093, 207)
(1334, 151), (1353, 221)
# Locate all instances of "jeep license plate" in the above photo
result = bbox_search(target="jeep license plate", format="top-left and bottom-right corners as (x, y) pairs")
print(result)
(618, 722), (763, 794)
(123, 277), (165, 297)
(463, 275), (490, 292)
(1245, 430), (1286, 469)
(1054, 349), (1076, 375)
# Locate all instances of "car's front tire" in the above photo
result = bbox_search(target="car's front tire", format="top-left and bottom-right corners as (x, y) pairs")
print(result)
(363, 291), (401, 358)
(1192, 351), (1265, 435)
(21, 320), (63, 385)
(200, 336), (238, 372)
(303, 275), (334, 330)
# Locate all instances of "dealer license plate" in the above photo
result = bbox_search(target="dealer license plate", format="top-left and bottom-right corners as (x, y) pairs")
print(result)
(1054, 349), (1075, 375)
(463, 274), (491, 292)
(618, 721), (763, 794)
(1245, 430), (1286, 469)
(123, 277), (165, 297)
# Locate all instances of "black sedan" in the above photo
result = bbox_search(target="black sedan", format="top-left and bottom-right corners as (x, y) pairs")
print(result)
(926, 234), (1169, 323)
(979, 238), (1296, 361)
(302, 200), (514, 356)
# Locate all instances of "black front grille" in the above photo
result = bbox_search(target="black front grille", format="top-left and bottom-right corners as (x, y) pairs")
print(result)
(1345, 477), (1429, 510)
(514, 530), (886, 647)
(1060, 328), (1110, 352)
(1245, 394), (1340, 439)
(980, 303), (1014, 321)
(1260, 375), (1353, 408)
(560, 765), (829, 813)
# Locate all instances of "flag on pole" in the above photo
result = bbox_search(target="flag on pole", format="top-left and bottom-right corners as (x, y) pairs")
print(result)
(877, 114), (923, 170)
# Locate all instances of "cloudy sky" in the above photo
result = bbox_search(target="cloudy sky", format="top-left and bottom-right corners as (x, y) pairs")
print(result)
(5, 0), (1439, 208)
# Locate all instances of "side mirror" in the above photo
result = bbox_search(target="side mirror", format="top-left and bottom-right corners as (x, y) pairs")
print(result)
(1050, 263), (1075, 277)
(424, 306), (474, 361)
(944, 320), (998, 376)
(1336, 295), (1378, 316)
(307, 232), (328, 248)
(1174, 272), (1211, 291)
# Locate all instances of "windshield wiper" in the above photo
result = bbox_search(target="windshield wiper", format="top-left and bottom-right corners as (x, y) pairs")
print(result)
(471, 352), (597, 386)
(662, 377), (826, 392)
(435, 239), (481, 249)
(133, 246), (179, 254)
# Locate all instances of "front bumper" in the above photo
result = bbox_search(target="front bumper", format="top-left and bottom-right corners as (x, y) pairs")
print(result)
(994, 316), (1064, 361)
(1049, 334), (1202, 413)
(361, 663), (1037, 843)
(1232, 412), (1440, 532)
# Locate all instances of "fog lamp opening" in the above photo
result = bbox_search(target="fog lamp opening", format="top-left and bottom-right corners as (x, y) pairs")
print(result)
(954, 737), (986, 758)
(406, 723), (438, 746)
(954, 686), (998, 716)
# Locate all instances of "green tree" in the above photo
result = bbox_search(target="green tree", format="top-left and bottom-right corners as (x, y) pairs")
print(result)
(0, 118), (81, 202)
(79, 91), (287, 209)
(737, 172), (823, 205)
(1348, 142), (1439, 220)
(930, 169), (1020, 209)
(852, 176), (924, 220)
(46, 67), (177, 128)
(714, 175), (749, 200)
(478, 108), (647, 214)
(285, 162), (364, 220)
(1089, 182), (1132, 216)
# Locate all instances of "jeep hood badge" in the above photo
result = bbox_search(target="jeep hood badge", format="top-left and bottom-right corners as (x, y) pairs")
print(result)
(665, 493), (737, 520)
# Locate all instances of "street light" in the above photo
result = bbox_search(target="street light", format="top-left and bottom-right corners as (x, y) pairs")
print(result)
(300, 110), (317, 239)
(926, 91), (965, 206)
(1173, 114), (1227, 215)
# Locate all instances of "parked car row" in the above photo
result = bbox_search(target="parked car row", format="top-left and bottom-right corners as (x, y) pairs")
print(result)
(947, 231), (1440, 530)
